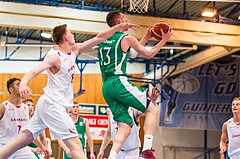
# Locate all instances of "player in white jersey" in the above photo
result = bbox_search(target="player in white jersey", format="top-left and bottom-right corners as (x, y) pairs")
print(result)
(97, 108), (144, 159)
(220, 97), (240, 159)
(0, 23), (138, 159)
(0, 78), (36, 159)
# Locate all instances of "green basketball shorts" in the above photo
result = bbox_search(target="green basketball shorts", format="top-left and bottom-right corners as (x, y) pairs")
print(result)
(102, 76), (149, 123)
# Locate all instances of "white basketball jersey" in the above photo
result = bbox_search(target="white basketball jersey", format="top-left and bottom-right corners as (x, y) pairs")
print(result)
(0, 100), (29, 144)
(43, 48), (76, 109)
(110, 108), (141, 151)
(227, 118), (240, 158)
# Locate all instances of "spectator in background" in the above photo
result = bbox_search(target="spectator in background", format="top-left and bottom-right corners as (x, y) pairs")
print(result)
(97, 107), (144, 159)
(23, 98), (35, 117)
(59, 102), (95, 159)
(220, 97), (240, 158)
(0, 78), (45, 159)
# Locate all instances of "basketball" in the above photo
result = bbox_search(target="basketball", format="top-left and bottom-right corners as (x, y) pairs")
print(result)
(171, 73), (199, 94)
(151, 22), (172, 40)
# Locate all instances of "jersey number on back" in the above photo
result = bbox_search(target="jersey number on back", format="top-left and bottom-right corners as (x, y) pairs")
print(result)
(99, 47), (111, 66)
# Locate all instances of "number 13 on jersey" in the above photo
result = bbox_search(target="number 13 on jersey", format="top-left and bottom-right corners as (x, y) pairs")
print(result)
(99, 47), (111, 66)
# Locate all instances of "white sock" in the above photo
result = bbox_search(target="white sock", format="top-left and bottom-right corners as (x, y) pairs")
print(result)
(142, 134), (153, 151)
(108, 150), (118, 159)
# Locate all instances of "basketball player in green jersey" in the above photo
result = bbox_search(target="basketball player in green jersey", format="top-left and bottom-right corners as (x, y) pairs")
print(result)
(98, 10), (172, 159)
(59, 102), (95, 159)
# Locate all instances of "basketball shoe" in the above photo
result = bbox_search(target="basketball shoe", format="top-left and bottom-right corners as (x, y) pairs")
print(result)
(139, 148), (156, 159)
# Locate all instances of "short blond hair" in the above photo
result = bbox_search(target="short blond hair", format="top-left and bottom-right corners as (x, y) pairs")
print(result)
(233, 97), (240, 101)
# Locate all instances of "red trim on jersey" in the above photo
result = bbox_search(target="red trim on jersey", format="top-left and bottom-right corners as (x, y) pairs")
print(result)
(67, 51), (71, 55)
(68, 128), (77, 134)
(58, 52), (61, 56)
(15, 105), (21, 108)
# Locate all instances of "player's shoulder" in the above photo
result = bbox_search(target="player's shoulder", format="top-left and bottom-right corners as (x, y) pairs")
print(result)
(44, 48), (62, 62)
(227, 118), (233, 123)
(79, 117), (85, 122)
(122, 34), (134, 39)
(122, 34), (137, 43)
(47, 48), (60, 56)
(21, 102), (28, 108)
(1, 100), (9, 106)
(0, 103), (6, 108)
(224, 119), (232, 127)
(0, 102), (7, 118)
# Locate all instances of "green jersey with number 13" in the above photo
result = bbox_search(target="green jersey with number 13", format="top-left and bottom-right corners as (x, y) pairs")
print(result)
(98, 32), (130, 82)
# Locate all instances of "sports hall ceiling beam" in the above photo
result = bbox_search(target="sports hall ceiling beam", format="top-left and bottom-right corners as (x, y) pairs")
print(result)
(0, 12), (108, 34)
(184, 0), (240, 2)
(0, 2), (239, 48)
(0, 2), (238, 35)
(144, 47), (240, 79)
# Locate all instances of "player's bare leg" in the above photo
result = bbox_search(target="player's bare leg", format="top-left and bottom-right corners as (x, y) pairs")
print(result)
(109, 122), (131, 159)
(140, 87), (159, 159)
(0, 130), (34, 159)
(63, 137), (86, 159)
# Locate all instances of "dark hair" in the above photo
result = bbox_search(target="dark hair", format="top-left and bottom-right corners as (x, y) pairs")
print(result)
(52, 24), (67, 45)
(7, 78), (20, 93)
(22, 98), (34, 104)
(106, 10), (121, 27)
(73, 101), (79, 104)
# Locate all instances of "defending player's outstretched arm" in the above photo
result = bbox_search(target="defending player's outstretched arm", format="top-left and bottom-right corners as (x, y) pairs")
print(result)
(72, 22), (139, 55)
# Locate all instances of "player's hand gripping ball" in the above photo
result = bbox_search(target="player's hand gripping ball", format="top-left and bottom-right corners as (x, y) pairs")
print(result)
(151, 22), (172, 40)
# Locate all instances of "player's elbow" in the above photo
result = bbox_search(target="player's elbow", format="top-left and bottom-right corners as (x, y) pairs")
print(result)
(144, 53), (154, 59)
(140, 50), (153, 59)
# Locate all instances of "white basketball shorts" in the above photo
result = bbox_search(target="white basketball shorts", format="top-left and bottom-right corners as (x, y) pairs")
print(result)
(25, 94), (78, 140)
(117, 148), (140, 159)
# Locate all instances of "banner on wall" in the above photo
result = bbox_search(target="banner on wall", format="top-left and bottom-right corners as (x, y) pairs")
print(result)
(79, 104), (96, 114)
(159, 60), (239, 130)
(80, 115), (109, 140)
(68, 104), (110, 140)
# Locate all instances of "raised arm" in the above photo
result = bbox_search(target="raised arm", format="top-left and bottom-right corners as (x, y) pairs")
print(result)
(72, 22), (139, 55)
(97, 114), (112, 159)
(85, 120), (95, 159)
(139, 27), (153, 46)
(125, 29), (172, 59)
(129, 27), (152, 58)
(19, 55), (59, 98)
(219, 121), (228, 155)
